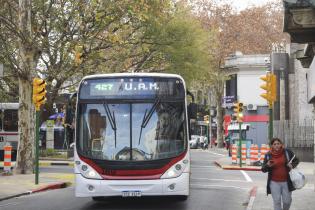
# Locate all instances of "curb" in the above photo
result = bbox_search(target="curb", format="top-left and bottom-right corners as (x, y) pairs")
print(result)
(32, 182), (70, 193)
(0, 182), (71, 202)
(214, 161), (261, 171)
(246, 186), (258, 210)
(39, 162), (74, 167)
(0, 192), (31, 202)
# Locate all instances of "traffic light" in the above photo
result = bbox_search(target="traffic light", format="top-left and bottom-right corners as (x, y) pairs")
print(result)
(260, 73), (277, 107)
(233, 102), (243, 114)
(33, 78), (47, 111)
(204, 115), (209, 123)
(232, 102), (244, 122)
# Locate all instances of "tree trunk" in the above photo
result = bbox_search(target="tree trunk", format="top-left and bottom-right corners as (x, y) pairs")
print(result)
(215, 79), (225, 148)
(15, 0), (35, 174)
(16, 78), (34, 174)
(216, 104), (225, 148)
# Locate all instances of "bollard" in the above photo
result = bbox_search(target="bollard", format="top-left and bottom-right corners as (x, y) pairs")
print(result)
(250, 144), (259, 166)
(241, 143), (247, 165)
(231, 144), (237, 164)
(3, 145), (13, 175)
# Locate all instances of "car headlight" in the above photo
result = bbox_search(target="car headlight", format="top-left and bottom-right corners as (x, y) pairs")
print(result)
(75, 160), (103, 180)
(160, 159), (189, 179)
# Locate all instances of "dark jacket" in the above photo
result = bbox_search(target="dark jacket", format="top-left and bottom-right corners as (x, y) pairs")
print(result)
(261, 148), (299, 195)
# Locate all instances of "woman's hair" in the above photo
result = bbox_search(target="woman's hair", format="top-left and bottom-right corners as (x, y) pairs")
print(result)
(270, 137), (283, 145)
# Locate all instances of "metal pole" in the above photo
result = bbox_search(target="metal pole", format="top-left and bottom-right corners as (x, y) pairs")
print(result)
(207, 123), (209, 149)
(269, 105), (273, 143)
(239, 122), (242, 167)
(35, 110), (40, 185)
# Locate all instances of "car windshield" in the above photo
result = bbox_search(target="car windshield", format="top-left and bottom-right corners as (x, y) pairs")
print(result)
(77, 102), (186, 161)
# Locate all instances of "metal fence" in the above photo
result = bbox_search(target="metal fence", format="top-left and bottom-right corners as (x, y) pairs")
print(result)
(273, 119), (314, 148)
(274, 119), (314, 162)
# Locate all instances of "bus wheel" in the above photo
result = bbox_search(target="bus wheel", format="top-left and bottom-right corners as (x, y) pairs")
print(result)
(92, 196), (105, 201)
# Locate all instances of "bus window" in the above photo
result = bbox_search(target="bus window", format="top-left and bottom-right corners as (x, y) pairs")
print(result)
(3, 110), (18, 131)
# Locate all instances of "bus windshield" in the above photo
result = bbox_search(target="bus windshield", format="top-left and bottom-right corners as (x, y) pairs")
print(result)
(77, 101), (186, 161)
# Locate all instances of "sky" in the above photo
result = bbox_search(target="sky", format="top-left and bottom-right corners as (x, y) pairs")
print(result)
(220, 0), (277, 11)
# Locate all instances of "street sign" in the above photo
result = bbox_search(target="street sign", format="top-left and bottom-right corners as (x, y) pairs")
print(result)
(222, 95), (236, 108)
(46, 120), (54, 149)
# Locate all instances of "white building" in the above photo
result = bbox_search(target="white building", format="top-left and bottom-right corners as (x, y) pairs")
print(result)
(223, 51), (270, 145)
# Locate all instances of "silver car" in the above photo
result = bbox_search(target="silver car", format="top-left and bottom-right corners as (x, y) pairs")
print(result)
(189, 135), (200, 149)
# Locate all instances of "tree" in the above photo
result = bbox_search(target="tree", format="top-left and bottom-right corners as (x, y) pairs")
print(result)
(0, 0), (211, 173)
(189, 0), (287, 147)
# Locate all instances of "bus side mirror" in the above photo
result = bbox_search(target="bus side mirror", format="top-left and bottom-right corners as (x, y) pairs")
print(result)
(188, 103), (197, 119)
(65, 92), (77, 125)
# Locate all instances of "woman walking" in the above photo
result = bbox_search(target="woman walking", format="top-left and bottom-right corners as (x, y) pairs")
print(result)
(261, 138), (299, 210)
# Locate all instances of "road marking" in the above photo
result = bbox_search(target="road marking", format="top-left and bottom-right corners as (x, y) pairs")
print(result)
(190, 184), (250, 190)
(191, 165), (216, 168)
(246, 186), (257, 210)
(241, 170), (253, 182)
(206, 151), (226, 156)
(0, 202), (20, 208)
(191, 178), (249, 183)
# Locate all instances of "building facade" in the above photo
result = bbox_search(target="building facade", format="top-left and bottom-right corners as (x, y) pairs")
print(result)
(223, 52), (270, 146)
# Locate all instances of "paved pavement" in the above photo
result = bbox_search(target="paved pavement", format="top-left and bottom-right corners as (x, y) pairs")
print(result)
(0, 160), (74, 201)
(207, 147), (315, 210)
(0, 148), (314, 210)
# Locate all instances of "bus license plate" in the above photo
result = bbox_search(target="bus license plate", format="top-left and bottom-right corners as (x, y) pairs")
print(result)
(122, 191), (142, 197)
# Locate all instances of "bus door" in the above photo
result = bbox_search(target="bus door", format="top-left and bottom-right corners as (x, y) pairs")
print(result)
(0, 108), (18, 161)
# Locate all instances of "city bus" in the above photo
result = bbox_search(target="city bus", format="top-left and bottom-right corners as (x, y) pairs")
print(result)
(73, 73), (193, 201)
(0, 103), (19, 161)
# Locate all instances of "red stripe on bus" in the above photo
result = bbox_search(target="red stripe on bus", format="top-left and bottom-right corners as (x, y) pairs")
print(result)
(79, 151), (187, 180)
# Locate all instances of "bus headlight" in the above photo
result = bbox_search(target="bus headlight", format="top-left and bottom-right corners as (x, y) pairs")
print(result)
(160, 160), (187, 179)
(76, 162), (103, 180)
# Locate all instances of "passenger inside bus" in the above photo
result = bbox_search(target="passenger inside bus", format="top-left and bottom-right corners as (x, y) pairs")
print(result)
(88, 109), (106, 151)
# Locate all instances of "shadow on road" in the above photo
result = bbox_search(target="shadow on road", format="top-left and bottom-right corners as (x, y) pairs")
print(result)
(82, 196), (187, 210)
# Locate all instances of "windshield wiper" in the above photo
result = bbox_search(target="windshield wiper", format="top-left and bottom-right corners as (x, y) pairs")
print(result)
(103, 103), (117, 147)
(138, 99), (160, 145)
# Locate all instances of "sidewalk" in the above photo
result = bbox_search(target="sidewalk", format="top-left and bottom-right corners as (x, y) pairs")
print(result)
(208, 147), (261, 171)
(0, 159), (74, 201)
(207, 147), (315, 210)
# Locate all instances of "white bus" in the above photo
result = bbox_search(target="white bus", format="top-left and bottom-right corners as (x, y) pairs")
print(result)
(73, 73), (193, 201)
(0, 103), (19, 161)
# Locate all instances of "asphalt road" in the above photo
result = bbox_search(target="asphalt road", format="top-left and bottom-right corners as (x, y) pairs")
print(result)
(39, 165), (74, 174)
(0, 149), (260, 210)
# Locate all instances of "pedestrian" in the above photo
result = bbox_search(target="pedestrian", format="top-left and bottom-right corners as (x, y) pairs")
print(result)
(261, 138), (299, 210)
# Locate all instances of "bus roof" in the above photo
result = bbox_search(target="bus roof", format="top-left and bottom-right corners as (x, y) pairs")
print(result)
(81, 73), (185, 81)
(0, 103), (19, 110)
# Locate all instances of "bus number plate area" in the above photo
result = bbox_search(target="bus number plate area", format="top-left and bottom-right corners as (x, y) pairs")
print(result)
(121, 191), (142, 197)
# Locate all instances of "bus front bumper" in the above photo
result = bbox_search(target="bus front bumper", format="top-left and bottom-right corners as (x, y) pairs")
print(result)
(75, 173), (189, 197)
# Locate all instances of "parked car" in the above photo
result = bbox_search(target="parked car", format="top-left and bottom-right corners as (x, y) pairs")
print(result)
(189, 135), (200, 149)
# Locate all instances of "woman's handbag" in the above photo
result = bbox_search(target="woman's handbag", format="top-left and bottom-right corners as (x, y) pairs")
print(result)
(288, 155), (306, 189)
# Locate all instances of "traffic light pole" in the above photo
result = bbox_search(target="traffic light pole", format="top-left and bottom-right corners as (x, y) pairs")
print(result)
(268, 105), (273, 143)
(239, 121), (242, 167)
(206, 122), (209, 148)
(35, 110), (40, 185)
